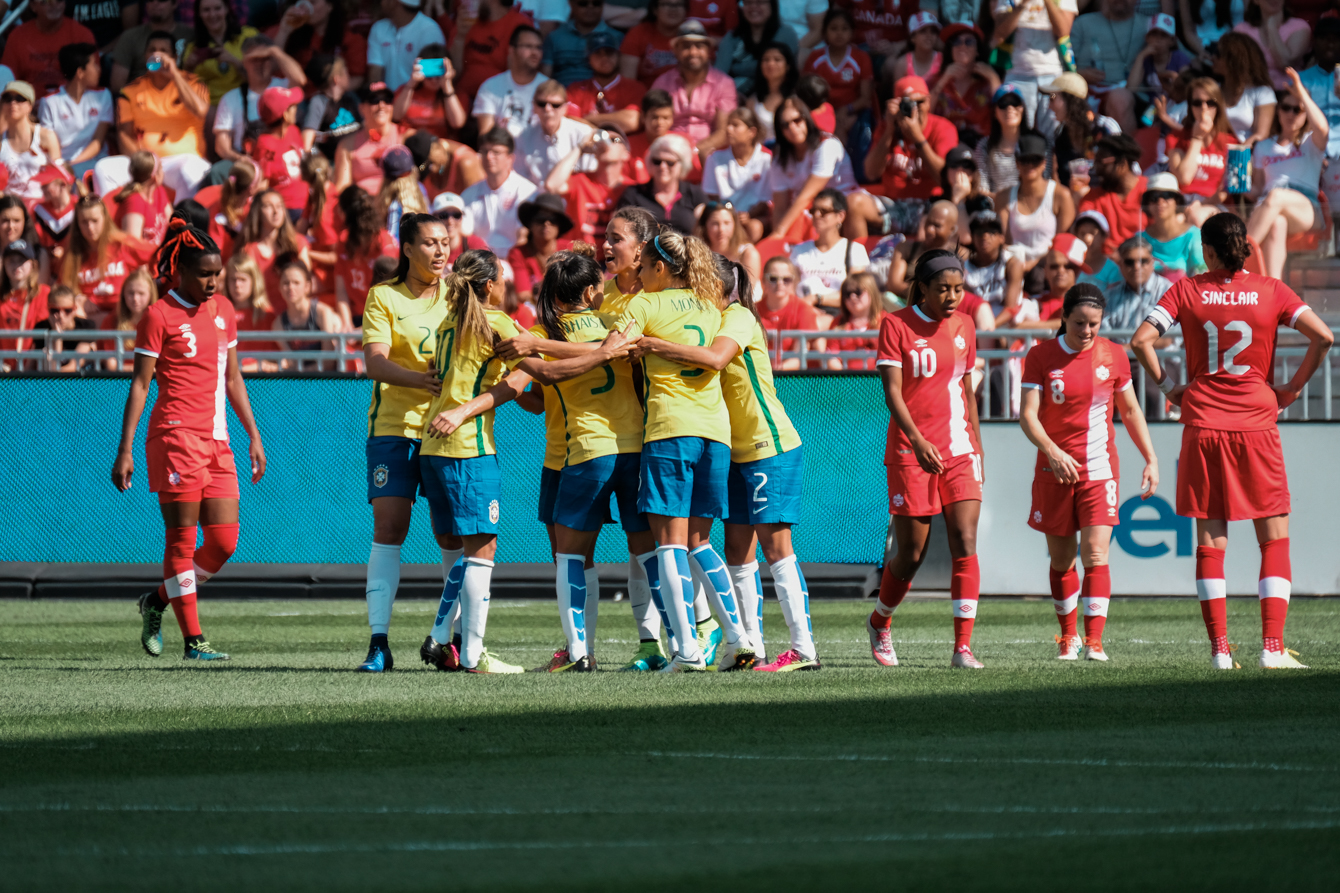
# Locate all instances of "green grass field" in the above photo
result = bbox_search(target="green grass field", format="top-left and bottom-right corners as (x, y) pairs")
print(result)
(2, 596), (1338, 891)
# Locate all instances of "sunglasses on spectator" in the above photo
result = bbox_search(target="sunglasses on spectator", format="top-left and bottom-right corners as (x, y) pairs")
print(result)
(0, 94), (28, 104)
(535, 100), (566, 110)
(532, 216), (560, 227)
(574, 0), (602, 6)
(1189, 98), (1218, 109)
(812, 206), (839, 217)
(436, 210), (463, 220)
(650, 157), (678, 167)
(842, 288), (864, 297)
(1123, 257), (1153, 267)
(1015, 154), (1045, 166)
(779, 116), (805, 129)
(996, 98), (1023, 109)
(1278, 104), (1303, 114)
(50, 306), (76, 315)
(951, 36), (977, 47)
(767, 275), (794, 285)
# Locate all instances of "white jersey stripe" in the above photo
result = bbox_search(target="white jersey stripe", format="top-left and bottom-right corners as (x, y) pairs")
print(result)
(947, 352), (972, 457)
(213, 310), (229, 442)
(1085, 375), (1112, 480)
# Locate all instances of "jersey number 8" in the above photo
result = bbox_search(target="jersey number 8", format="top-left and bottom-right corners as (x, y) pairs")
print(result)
(907, 347), (937, 378)
(1049, 379), (1065, 404)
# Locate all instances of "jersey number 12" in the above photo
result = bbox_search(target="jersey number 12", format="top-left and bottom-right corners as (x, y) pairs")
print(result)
(1204, 320), (1251, 375)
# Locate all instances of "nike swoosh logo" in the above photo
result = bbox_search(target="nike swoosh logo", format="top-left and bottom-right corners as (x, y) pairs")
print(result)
(397, 314), (414, 320)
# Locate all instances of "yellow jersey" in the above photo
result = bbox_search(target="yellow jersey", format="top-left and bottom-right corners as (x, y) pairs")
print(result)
(615, 287), (730, 445)
(599, 278), (640, 319)
(529, 312), (643, 468)
(362, 279), (451, 439)
(717, 303), (803, 463)
(421, 307), (526, 459)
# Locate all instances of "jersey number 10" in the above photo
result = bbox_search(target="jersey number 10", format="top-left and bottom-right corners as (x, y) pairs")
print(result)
(907, 347), (937, 378)
(1204, 320), (1252, 375)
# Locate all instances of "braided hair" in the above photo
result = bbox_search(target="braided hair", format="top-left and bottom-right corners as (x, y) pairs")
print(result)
(157, 219), (221, 286)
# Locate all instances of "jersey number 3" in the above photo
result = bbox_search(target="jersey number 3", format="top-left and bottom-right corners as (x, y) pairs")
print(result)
(1204, 320), (1251, 376)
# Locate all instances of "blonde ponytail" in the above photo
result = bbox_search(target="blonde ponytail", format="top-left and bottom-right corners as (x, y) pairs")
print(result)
(444, 248), (499, 349)
(649, 228), (724, 309)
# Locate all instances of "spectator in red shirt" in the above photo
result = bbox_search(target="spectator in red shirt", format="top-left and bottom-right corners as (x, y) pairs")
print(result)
(60, 194), (158, 317)
(112, 152), (173, 247)
(392, 44), (469, 140)
(0, 238), (49, 366)
(626, 89), (688, 184)
(508, 192), (575, 300)
(457, 0), (536, 105)
(333, 185), (397, 328)
(928, 22), (999, 147)
(1078, 134), (1147, 254)
(802, 8), (874, 141)
(33, 165), (78, 259)
(1165, 76), (1236, 227)
(826, 270), (884, 369)
(620, 0), (687, 86)
(405, 130), (485, 201)
(270, 0), (369, 86)
(255, 86), (311, 215)
(1, 0), (96, 98)
(839, 0), (918, 60)
(567, 32), (645, 135)
(546, 125), (632, 251)
(864, 74), (958, 235)
(758, 255), (824, 369)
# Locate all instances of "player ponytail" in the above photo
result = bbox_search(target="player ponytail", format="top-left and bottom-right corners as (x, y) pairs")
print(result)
(1200, 211), (1251, 273)
(537, 251), (604, 342)
(648, 228), (724, 309)
(1057, 283), (1106, 336)
(909, 248), (962, 308)
(714, 252), (760, 323)
(156, 218), (221, 284)
(442, 248), (499, 349)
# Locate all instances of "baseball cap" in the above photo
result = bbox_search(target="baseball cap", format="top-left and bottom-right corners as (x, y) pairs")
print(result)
(259, 86), (304, 124)
(907, 11), (940, 33)
(3, 238), (35, 261)
(381, 145), (416, 180)
(992, 83), (1025, 106)
(34, 164), (73, 186)
(1075, 209), (1110, 234)
(1149, 12), (1176, 36)
(673, 20), (712, 44)
(431, 192), (465, 216)
(940, 23), (983, 46)
(945, 144), (975, 169)
(1016, 132), (1049, 160)
(2, 81), (35, 104)
(1051, 233), (1093, 274)
(587, 31), (622, 53)
(969, 210), (1003, 234)
(1040, 71), (1089, 99)
(893, 75), (930, 98)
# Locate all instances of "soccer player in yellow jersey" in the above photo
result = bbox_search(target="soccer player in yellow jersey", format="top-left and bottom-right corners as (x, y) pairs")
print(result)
(615, 229), (758, 672)
(633, 256), (820, 671)
(357, 214), (458, 673)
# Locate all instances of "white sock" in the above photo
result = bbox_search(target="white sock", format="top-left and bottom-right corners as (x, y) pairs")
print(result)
(430, 548), (465, 642)
(365, 542), (400, 636)
(690, 544), (748, 646)
(693, 587), (712, 627)
(730, 561), (764, 657)
(657, 545), (700, 662)
(628, 555), (661, 642)
(770, 554), (816, 660)
(459, 557), (494, 668)
(639, 550), (676, 655)
(584, 566), (600, 658)
(555, 554), (588, 661)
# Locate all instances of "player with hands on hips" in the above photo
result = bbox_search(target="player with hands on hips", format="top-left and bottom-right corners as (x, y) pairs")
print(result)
(1130, 212), (1333, 670)
(869, 248), (987, 669)
(1019, 283), (1159, 662)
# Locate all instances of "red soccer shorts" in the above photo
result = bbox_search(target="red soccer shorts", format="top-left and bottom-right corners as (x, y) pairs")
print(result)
(146, 430), (240, 503)
(886, 453), (983, 517)
(1177, 426), (1290, 521)
(1028, 477), (1120, 537)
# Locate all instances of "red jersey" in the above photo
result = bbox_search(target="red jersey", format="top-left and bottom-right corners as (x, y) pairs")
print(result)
(1021, 336), (1132, 482)
(876, 304), (979, 466)
(0, 18), (96, 97)
(564, 173), (627, 249)
(802, 46), (873, 109)
(264, 24), (368, 78)
(76, 238), (158, 313)
(117, 185), (174, 247)
(244, 233), (311, 314)
(447, 234), (489, 272)
(336, 230), (398, 317)
(566, 75), (646, 119)
(254, 126), (309, 211)
(457, 8), (534, 102)
(1147, 270), (1308, 431)
(1165, 130), (1234, 199)
(758, 295), (820, 353)
(0, 285), (49, 353)
(838, 0), (918, 47)
(207, 200), (249, 261)
(871, 113), (957, 200)
(507, 240), (574, 296)
(621, 23), (678, 86)
(687, 0), (738, 36)
(135, 292), (238, 442)
(33, 199), (76, 252)
(399, 86), (452, 139)
(1079, 177), (1147, 253)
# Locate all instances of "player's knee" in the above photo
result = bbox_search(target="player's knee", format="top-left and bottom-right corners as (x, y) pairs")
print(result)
(947, 530), (977, 559)
(204, 524), (239, 559)
(374, 520), (411, 544)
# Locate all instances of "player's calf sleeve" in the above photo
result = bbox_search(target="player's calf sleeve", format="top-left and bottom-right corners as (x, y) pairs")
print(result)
(584, 566), (600, 658)
(365, 542), (401, 636)
(729, 562), (764, 656)
(657, 545), (700, 662)
(459, 557), (494, 669)
(430, 550), (465, 643)
(555, 554), (588, 661)
(627, 555), (661, 642)
(193, 523), (239, 583)
(1195, 546), (1228, 651)
(871, 566), (912, 629)
(951, 556), (980, 652)
(1258, 538), (1291, 651)
(639, 550), (676, 652)
(689, 545), (747, 645)
(770, 554), (816, 660)
(1081, 564), (1111, 642)
(1049, 566), (1080, 638)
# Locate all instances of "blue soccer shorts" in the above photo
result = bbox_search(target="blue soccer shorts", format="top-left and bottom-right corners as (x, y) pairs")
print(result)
(419, 454), (503, 537)
(554, 452), (650, 533)
(638, 436), (730, 519)
(726, 445), (804, 526)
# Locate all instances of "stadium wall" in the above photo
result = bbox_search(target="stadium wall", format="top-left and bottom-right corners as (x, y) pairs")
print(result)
(2, 376), (1336, 594)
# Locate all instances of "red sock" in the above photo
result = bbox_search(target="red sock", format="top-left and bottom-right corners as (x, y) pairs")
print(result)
(162, 526), (199, 638)
(195, 523), (240, 581)
(1082, 564), (1111, 643)
(170, 593), (202, 637)
(870, 567), (912, 629)
(1049, 566), (1079, 638)
(951, 556), (979, 652)
(1195, 546), (1228, 653)
(1258, 538), (1291, 652)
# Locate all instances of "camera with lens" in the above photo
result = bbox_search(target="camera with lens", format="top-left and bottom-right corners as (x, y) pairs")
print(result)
(899, 97), (917, 118)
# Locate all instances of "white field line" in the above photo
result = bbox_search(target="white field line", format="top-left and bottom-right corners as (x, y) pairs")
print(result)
(641, 751), (1338, 773)
(31, 819), (1340, 858)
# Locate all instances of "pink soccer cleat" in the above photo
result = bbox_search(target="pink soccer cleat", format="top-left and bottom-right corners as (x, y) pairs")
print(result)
(867, 616), (899, 666)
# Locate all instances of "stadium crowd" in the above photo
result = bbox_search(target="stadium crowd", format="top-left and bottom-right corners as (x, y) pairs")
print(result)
(0, 0), (1338, 376)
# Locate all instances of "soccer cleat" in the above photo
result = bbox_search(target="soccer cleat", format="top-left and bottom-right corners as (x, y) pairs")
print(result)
(137, 592), (164, 657)
(950, 649), (985, 669)
(1083, 637), (1109, 662)
(550, 655), (593, 673)
(716, 640), (758, 672)
(1055, 633), (1082, 661)
(696, 618), (722, 667)
(183, 640), (230, 661)
(867, 616), (898, 666)
(421, 635), (461, 672)
(619, 640), (669, 672)
(661, 655), (708, 673)
(1210, 652), (1235, 670)
(356, 640), (393, 672)
(1260, 648), (1309, 669)
(536, 647), (571, 672)
(753, 649), (821, 672)
(465, 650), (524, 674)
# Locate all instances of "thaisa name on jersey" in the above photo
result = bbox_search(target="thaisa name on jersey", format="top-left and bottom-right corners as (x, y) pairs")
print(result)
(1200, 290), (1258, 306)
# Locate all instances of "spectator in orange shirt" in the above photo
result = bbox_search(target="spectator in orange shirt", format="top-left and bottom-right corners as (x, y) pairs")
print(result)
(757, 255), (824, 369)
(0, 0), (96, 99)
(97, 33), (213, 201)
(270, 0), (369, 88)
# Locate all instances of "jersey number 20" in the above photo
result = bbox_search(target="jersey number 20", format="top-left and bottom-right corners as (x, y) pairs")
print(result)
(1204, 320), (1252, 375)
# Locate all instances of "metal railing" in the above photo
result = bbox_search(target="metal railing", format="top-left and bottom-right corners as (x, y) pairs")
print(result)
(0, 1), (29, 38)
(0, 330), (365, 374)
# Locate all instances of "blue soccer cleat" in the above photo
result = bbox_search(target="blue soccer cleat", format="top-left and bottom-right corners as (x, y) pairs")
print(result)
(696, 618), (722, 667)
(356, 639), (393, 672)
(183, 640), (230, 661)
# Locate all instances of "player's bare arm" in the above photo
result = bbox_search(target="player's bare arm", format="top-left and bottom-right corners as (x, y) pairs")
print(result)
(880, 364), (944, 474)
(1019, 387), (1081, 485)
(514, 328), (638, 386)
(630, 335), (739, 371)
(428, 369), (533, 439)
(1130, 321), (1186, 405)
(1275, 308), (1333, 410)
(364, 342), (441, 396)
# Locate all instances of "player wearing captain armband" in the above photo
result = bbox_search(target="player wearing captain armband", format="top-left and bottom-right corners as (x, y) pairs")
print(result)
(1019, 283), (1159, 663)
(113, 221), (266, 663)
(868, 249), (987, 669)
(614, 228), (758, 673)
(1131, 213), (1333, 670)
(631, 255), (819, 672)
(358, 214), (459, 674)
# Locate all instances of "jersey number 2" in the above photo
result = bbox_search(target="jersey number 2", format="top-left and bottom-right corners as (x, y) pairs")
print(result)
(1204, 320), (1252, 375)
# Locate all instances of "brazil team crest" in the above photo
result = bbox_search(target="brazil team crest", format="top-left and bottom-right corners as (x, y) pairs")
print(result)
(373, 465), (389, 488)
(489, 500), (500, 524)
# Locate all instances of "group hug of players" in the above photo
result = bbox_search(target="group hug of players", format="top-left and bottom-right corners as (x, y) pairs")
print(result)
(112, 207), (1333, 672)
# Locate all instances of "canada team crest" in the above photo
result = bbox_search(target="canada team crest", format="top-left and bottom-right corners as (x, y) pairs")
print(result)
(373, 465), (389, 488)
(892, 494), (905, 507)
(954, 335), (966, 350)
(1096, 365), (1110, 380)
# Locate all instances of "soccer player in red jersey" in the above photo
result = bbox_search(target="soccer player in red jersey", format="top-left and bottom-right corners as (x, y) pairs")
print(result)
(868, 249), (987, 669)
(1131, 213), (1333, 670)
(1019, 284), (1159, 662)
(112, 221), (267, 661)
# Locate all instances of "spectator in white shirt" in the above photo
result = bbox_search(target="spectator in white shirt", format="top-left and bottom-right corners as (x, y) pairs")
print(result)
(367, 0), (447, 91)
(513, 80), (595, 185)
(461, 126), (539, 255)
(788, 187), (870, 310)
(37, 43), (112, 179)
(701, 105), (772, 242)
(474, 24), (550, 137)
(212, 36), (308, 175)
